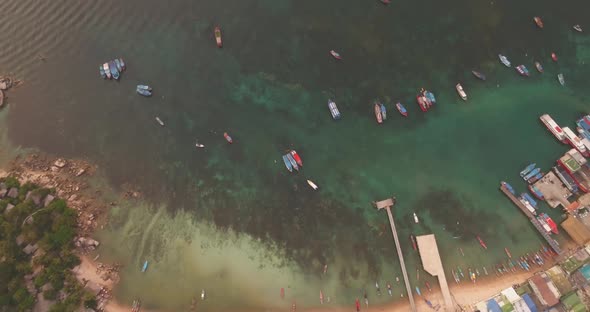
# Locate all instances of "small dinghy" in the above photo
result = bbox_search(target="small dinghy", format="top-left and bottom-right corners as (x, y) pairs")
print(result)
(573, 25), (583, 32)
(516, 65), (530, 77)
(471, 70), (486, 81)
(551, 52), (558, 62)
(214, 26), (222, 48)
(307, 180), (318, 190)
(195, 141), (205, 148)
(558, 73), (565, 86)
(534, 61), (544, 73)
(118, 58), (126, 71)
(136, 88), (152, 97)
(330, 50), (342, 60)
(413, 212), (419, 223)
(328, 99), (341, 120)
(374, 102), (383, 123)
(115, 59), (123, 72)
(379, 102), (387, 120)
(498, 54), (511, 67)
(141, 260), (149, 272)
(103, 63), (111, 79)
(155, 117), (165, 126)
(109, 61), (120, 80)
(223, 132), (233, 144)
(282, 155), (293, 172)
(533, 16), (544, 28)
(396, 102), (408, 117)
(137, 85), (152, 91)
(455, 83), (467, 101)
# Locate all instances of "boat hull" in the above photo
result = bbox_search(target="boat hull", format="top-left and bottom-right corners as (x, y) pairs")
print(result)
(214, 27), (222, 47)
(374, 103), (383, 123)
(396, 103), (408, 117)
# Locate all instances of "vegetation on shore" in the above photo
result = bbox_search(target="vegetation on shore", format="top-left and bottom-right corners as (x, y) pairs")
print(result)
(0, 176), (96, 312)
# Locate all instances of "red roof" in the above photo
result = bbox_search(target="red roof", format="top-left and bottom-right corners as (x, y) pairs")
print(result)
(529, 275), (559, 307)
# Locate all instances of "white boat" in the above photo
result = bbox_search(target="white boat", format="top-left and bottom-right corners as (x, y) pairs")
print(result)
(201, 289), (206, 300)
(156, 117), (164, 126)
(328, 99), (341, 120)
(307, 179), (318, 190)
(539, 114), (566, 143)
(573, 25), (583, 32)
(558, 73), (565, 86)
(498, 54), (511, 67)
(413, 213), (419, 223)
(455, 83), (467, 101)
(195, 142), (205, 148)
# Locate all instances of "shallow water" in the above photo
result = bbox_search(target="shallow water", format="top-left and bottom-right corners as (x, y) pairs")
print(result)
(1, 0), (590, 309)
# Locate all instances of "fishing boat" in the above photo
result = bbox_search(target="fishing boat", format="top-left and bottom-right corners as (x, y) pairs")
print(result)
(528, 185), (545, 200)
(413, 212), (419, 223)
(103, 63), (111, 79)
(282, 155), (293, 172)
(558, 73), (565, 86)
(424, 91), (436, 105)
(320, 290), (324, 304)
(533, 16), (544, 28)
(99, 66), (106, 79)
(537, 216), (552, 233)
(396, 103), (408, 117)
(415, 287), (421, 296)
(501, 181), (516, 195)
(195, 142), (205, 148)
(574, 25), (583, 32)
(522, 193), (538, 207)
(328, 99), (341, 120)
(528, 172), (543, 184)
(535, 62), (544, 73)
(137, 85), (153, 91)
(374, 102), (383, 123)
(387, 283), (392, 296)
(410, 234), (417, 250)
(141, 260), (149, 272)
(416, 94), (429, 112)
(477, 236), (487, 249)
(223, 132), (233, 144)
(379, 102), (387, 120)
(290, 150), (303, 167)
(523, 167), (541, 181)
(330, 50), (342, 60)
(214, 26), (222, 48)
(114, 59), (122, 72)
(499, 54), (511, 67)
(307, 180), (318, 190)
(483, 267), (488, 275)
(425, 281), (432, 292)
(520, 163), (537, 177)
(539, 114), (567, 143)
(551, 52), (558, 62)
(118, 58), (126, 71)
(471, 70), (486, 81)
(136, 88), (152, 97)
(505, 248), (512, 258)
(286, 153), (299, 171)
(455, 83), (467, 101)
(516, 65), (530, 77)
(131, 299), (141, 312)
(201, 289), (206, 300)
(155, 117), (164, 126)
(540, 213), (559, 234)
(109, 61), (120, 80)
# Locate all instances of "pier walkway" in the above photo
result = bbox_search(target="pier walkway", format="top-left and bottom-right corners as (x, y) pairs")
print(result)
(416, 234), (454, 312)
(373, 197), (416, 312)
(500, 183), (562, 255)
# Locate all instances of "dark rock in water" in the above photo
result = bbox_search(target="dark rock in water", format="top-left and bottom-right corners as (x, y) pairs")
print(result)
(43, 194), (55, 207)
(7, 187), (18, 198)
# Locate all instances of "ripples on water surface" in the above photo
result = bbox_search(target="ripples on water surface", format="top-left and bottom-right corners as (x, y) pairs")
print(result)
(1, 0), (590, 309)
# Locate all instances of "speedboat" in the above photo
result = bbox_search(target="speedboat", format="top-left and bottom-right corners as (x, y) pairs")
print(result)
(286, 153), (299, 171)
(413, 212), (419, 223)
(471, 70), (486, 81)
(574, 25), (583, 32)
(516, 65), (530, 77)
(115, 59), (122, 72)
(137, 85), (152, 91)
(551, 52), (558, 62)
(307, 180), (318, 190)
(290, 150), (303, 167)
(535, 62), (544, 73)
(155, 117), (165, 126)
(455, 83), (467, 101)
(330, 50), (342, 60)
(214, 26), (222, 47)
(282, 155), (293, 172)
(109, 61), (120, 80)
(558, 73), (565, 86)
(379, 102), (387, 120)
(99, 66), (106, 79)
(103, 63), (111, 79)
(374, 102), (383, 123)
(533, 16), (544, 28)
(396, 103), (408, 117)
(136, 88), (152, 97)
(328, 99), (341, 120)
(195, 142), (205, 148)
(498, 54), (511, 67)
(223, 132), (233, 144)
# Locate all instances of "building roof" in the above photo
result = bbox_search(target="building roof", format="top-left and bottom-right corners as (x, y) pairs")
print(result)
(522, 294), (538, 312)
(501, 287), (521, 304)
(529, 274), (560, 307)
(561, 291), (586, 312)
(561, 216), (590, 246)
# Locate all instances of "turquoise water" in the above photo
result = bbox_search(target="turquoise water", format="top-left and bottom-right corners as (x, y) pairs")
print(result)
(1, 0), (590, 310)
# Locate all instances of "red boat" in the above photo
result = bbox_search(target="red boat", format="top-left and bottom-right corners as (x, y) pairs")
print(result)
(396, 103), (408, 117)
(416, 95), (429, 112)
(355, 298), (360, 312)
(410, 234), (417, 251)
(541, 213), (559, 234)
(534, 16), (544, 28)
(223, 132), (233, 144)
(292, 301), (296, 312)
(290, 150), (303, 167)
(374, 103), (383, 123)
(280, 288), (285, 299)
(551, 52), (558, 62)
(425, 281), (432, 292)
(505, 248), (512, 258)
(214, 26), (222, 48)
(477, 236), (487, 250)
(330, 50), (342, 60)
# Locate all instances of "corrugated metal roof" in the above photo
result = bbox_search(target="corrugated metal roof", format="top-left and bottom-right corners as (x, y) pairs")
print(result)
(486, 299), (502, 312)
(522, 294), (538, 312)
(529, 275), (559, 307)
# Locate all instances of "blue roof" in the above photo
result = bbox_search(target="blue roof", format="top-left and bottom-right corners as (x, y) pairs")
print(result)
(580, 264), (590, 280)
(486, 299), (502, 312)
(522, 294), (538, 312)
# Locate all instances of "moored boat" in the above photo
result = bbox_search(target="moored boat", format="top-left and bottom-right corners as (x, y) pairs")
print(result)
(410, 234), (417, 250)
(522, 193), (538, 207)
(425, 91), (436, 105)
(528, 185), (545, 200)
(0, 90), (4, 108)
(520, 197), (537, 215)
(379, 103), (387, 120)
(214, 26), (222, 48)
(516, 65), (530, 77)
(114, 58), (122, 72)
(201, 289), (206, 300)
(528, 172), (543, 184)
(416, 94), (429, 112)
(396, 103), (408, 117)
(501, 181), (516, 195)
(537, 216), (552, 233)
(224, 132), (233, 144)
(118, 58), (126, 71)
(141, 260), (149, 272)
(558, 73), (565, 86)
(455, 83), (467, 101)
(541, 213), (559, 234)
(109, 61), (120, 80)
(499, 54), (511, 67)
(328, 99), (341, 120)
(477, 236), (487, 249)
(282, 155), (293, 172)
(520, 163), (537, 177)
(523, 167), (541, 181)
(551, 52), (558, 62)
(540, 114), (567, 143)
(286, 153), (299, 171)
(307, 180), (318, 190)
(535, 61), (544, 73)
(103, 63), (111, 79)
(155, 117), (165, 126)
(137, 85), (153, 91)
(471, 70), (486, 81)
(330, 50), (342, 60)
(99, 66), (106, 79)
(136, 88), (152, 97)
(505, 247), (512, 258)
(374, 102), (383, 123)
(533, 16), (544, 28)
(290, 150), (303, 167)
(413, 212), (419, 223)
(574, 25), (583, 32)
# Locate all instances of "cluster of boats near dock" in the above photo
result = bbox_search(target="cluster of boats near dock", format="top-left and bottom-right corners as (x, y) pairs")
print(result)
(99, 58), (126, 80)
(280, 150), (318, 190)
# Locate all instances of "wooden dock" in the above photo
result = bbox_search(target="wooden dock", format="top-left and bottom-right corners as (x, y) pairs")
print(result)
(499, 183), (562, 254)
(373, 197), (416, 312)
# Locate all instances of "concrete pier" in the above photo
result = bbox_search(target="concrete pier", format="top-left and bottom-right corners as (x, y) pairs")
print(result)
(416, 234), (454, 312)
(533, 171), (572, 209)
(372, 197), (416, 312)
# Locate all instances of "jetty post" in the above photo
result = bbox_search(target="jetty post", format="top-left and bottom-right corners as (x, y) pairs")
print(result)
(372, 197), (416, 312)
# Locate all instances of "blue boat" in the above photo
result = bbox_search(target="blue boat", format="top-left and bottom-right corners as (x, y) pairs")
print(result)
(396, 103), (408, 117)
(282, 155), (293, 172)
(528, 185), (545, 200)
(522, 193), (538, 207)
(99, 66), (106, 79)
(576, 116), (590, 140)
(141, 260), (148, 272)
(328, 99), (341, 120)
(519, 163), (536, 177)
(114, 59), (122, 72)
(425, 91), (436, 104)
(528, 172), (542, 183)
(523, 168), (541, 181)
(137, 85), (152, 92)
(286, 153), (299, 171)
(109, 61), (120, 80)
(415, 287), (421, 296)
(136, 88), (152, 97)
(501, 181), (516, 195)
(379, 103), (387, 120)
